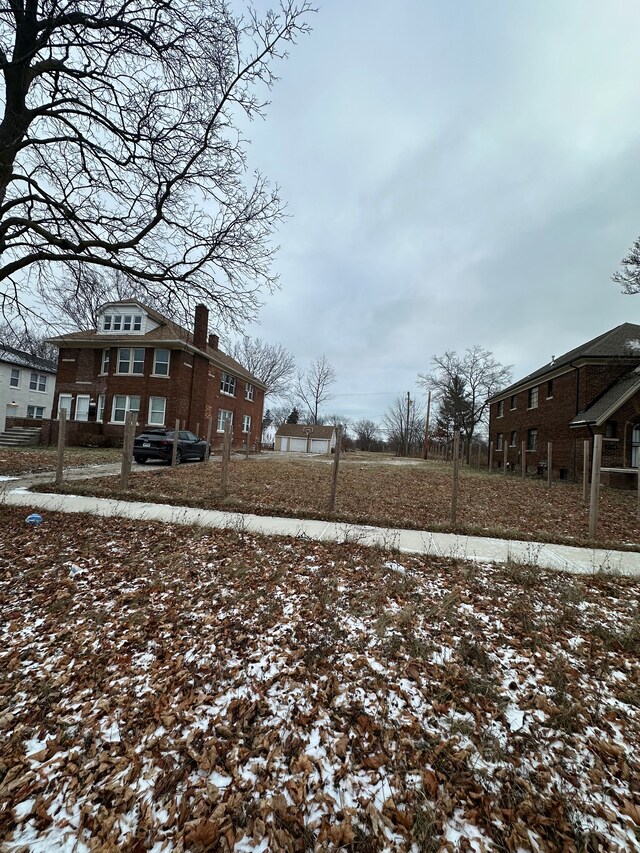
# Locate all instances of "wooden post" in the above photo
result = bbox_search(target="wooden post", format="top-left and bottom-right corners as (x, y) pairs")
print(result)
(476, 443), (481, 469)
(451, 431), (460, 525)
(521, 440), (526, 479)
(405, 391), (411, 457)
(120, 411), (137, 489)
(206, 417), (213, 458)
(547, 441), (552, 487)
(171, 418), (180, 466)
(221, 419), (232, 496)
(589, 434), (603, 540)
(503, 442), (507, 475)
(489, 440), (494, 472)
(328, 425), (343, 512)
(55, 408), (67, 485)
(422, 391), (431, 460)
(582, 439), (590, 505)
(637, 457), (640, 521)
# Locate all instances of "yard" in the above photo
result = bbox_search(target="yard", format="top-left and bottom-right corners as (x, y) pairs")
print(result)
(1, 506), (639, 851)
(0, 446), (121, 476)
(33, 451), (640, 552)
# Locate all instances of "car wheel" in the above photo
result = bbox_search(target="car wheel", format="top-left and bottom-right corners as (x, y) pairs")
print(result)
(174, 448), (182, 465)
(134, 456), (146, 464)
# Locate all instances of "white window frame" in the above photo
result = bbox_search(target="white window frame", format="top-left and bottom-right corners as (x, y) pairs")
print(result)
(245, 382), (254, 402)
(29, 372), (47, 392)
(101, 349), (110, 374)
(217, 409), (233, 432)
(117, 347), (145, 375)
(148, 396), (166, 426)
(27, 405), (45, 419)
(111, 394), (140, 424)
(103, 315), (112, 331)
(527, 387), (539, 410)
(220, 372), (236, 396)
(97, 394), (105, 423)
(75, 395), (90, 422)
(133, 315), (142, 331)
(58, 394), (73, 418)
(152, 349), (170, 377)
(9, 368), (20, 388)
(242, 414), (251, 433)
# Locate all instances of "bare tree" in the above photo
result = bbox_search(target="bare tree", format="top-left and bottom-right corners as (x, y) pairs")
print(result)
(230, 337), (296, 399)
(419, 346), (512, 463)
(613, 237), (640, 293)
(0, 321), (56, 360)
(382, 396), (425, 457)
(269, 404), (291, 429)
(296, 355), (336, 424)
(353, 418), (379, 451)
(0, 0), (313, 329)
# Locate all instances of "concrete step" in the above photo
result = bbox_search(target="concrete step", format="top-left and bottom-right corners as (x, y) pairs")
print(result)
(0, 427), (42, 447)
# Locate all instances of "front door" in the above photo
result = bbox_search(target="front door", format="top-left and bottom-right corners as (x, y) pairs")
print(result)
(632, 425), (640, 467)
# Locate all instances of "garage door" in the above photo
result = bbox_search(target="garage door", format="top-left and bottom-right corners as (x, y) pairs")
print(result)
(311, 439), (329, 453)
(289, 437), (307, 452)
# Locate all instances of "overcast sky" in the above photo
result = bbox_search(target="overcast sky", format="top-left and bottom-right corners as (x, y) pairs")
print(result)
(237, 0), (640, 425)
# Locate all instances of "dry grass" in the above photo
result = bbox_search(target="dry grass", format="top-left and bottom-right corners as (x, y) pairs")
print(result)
(40, 452), (640, 551)
(0, 446), (121, 475)
(2, 506), (639, 851)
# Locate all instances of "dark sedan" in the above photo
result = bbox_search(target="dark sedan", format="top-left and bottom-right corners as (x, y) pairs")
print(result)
(133, 429), (210, 464)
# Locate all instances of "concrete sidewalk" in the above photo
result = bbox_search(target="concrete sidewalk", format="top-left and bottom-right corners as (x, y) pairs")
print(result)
(3, 484), (640, 577)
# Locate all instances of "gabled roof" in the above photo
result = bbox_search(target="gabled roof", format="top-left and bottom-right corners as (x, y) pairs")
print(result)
(0, 344), (56, 374)
(276, 423), (336, 439)
(490, 323), (640, 401)
(46, 302), (266, 389)
(570, 368), (640, 427)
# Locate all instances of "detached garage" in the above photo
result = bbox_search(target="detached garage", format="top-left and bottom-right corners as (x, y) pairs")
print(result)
(275, 423), (336, 454)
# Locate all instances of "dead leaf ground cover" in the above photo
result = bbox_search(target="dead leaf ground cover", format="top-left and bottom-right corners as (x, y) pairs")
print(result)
(0, 447), (121, 476)
(1, 506), (639, 851)
(42, 454), (640, 551)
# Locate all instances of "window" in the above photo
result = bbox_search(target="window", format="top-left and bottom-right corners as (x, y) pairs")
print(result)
(112, 315), (122, 331)
(27, 405), (44, 419)
(527, 387), (538, 409)
(58, 394), (72, 417)
(97, 394), (105, 423)
(133, 315), (142, 331)
(117, 347), (145, 375)
(496, 432), (503, 451)
(527, 428), (538, 451)
(217, 409), (233, 432)
(510, 394), (516, 410)
(153, 349), (170, 376)
(103, 312), (142, 331)
(9, 368), (20, 388)
(245, 382), (255, 402)
(75, 395), (90, 422)
(111, 395), (140, 423)
(101, 349), (110, 374)
(497, 400), (504, 418)
(510, 430), (517, 447)
(148, 397), (166, 426)
(29, 372), (47, 392)
(547, 379), (553, 399)
(103, 315), (112, 331)
(220, 372), (236, 395)
(605, 420), (618, 439)
(122, 314), (132, 331)
(242, 414), (251, 433)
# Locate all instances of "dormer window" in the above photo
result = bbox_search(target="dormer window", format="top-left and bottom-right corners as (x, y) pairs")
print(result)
(102, 311), (143, 333)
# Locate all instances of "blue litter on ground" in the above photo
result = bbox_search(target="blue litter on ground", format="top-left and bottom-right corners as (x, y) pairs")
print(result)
(26, 513), (43, 526)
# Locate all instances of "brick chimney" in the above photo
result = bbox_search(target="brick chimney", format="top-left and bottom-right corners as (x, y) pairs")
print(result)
(193, 304), (208, 351)
(208, 333), (219, 350)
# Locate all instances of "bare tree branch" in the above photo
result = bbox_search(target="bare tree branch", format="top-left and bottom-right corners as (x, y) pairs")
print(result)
(0, 0), (314, 330)
(296, 354), (336, 425)
(229, 335), (295, 399)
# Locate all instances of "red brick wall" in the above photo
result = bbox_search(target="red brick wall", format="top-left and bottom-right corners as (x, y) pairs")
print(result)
(489, 362), (640, 479)
(51, 344), (265, 450)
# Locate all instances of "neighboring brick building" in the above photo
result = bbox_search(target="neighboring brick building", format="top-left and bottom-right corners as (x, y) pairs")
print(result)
(487, 323), (640, 482)
(47, 301), (265, 449)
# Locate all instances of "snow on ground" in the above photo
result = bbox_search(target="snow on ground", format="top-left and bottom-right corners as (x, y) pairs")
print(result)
(1, 507), (639, 851)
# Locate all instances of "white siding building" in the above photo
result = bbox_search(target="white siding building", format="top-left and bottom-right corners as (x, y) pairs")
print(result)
(0, 345), (57, 433)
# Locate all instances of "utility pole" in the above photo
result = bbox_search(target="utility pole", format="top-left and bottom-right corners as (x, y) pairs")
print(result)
(422, 390), (431, 460)
(405, 391), (411, 457)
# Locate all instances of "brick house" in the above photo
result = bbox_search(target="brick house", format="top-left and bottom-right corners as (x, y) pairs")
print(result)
(487, 323), (640, 482)
(47, 301), (265, 449)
